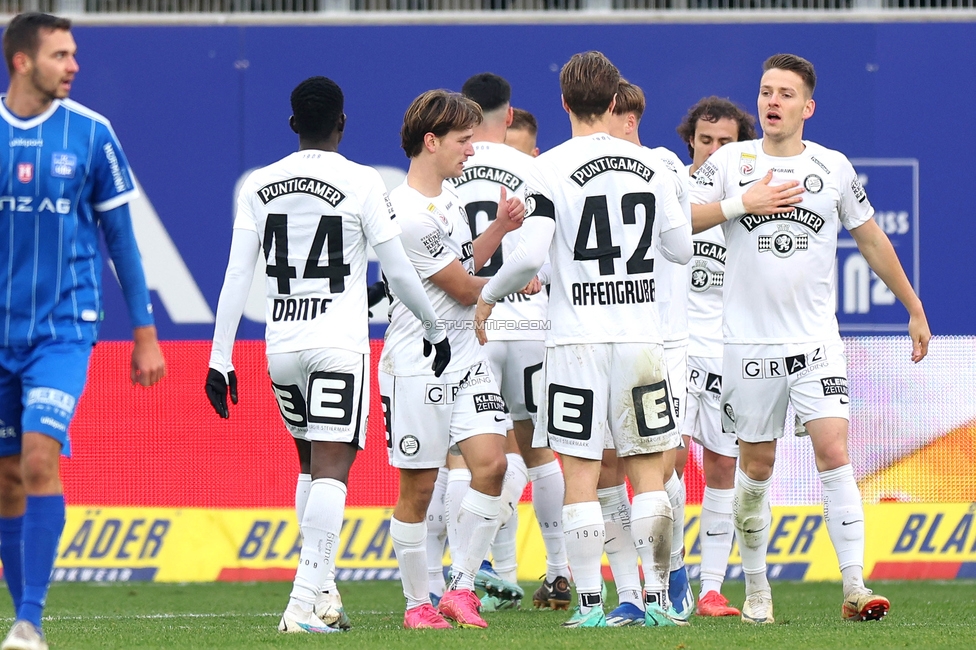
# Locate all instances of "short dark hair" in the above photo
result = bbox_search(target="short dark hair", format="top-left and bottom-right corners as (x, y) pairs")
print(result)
(763, 53), (817, 96)
(612, 79), (645, 121)
(509, 108), (538, 137)
(560, 51), (620, 123)
(461, 73), (511, 113)
(3, 12), (72, 75)
(290, 76), (344, 141)
(675, 96), (757, 159)
(401, 90), (483, 159)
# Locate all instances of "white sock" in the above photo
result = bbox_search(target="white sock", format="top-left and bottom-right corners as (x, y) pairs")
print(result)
(664, 471), (686, 571)
(492, 454), (529, 583)
(289, 478), (346, 607)
(698, 486), (735, 597)
(529, 460), (569, 580)
(734, 468), (772, 596)
(390, 517), (429, 610)
(563, 501), (605, 614)
(449, 489), (501, 592)
(295, 473), (311, 523)
(444, 469), (471, 560)
(492, 512), (519, 584)
(630, 491), (672, 609)
(820, 464), (866, 594)
(499, 453), (529, 528)
(597, 484), (641, 608)
(426, 467), (449, 597)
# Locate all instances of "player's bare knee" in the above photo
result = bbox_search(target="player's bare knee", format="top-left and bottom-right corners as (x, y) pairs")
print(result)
(814, 443), (850, 473)
(19, 452), (60, 494)
(472, 452), (507, 491)
(0, 457), (25, 514)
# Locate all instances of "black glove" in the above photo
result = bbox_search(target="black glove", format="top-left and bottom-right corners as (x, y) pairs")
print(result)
(205, 367), (238, 419)
(367, 280), (388, 317)
(423, 337), (452, 378)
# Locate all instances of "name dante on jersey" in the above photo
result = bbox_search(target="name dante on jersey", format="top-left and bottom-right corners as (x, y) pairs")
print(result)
(257, 177), (347, 207)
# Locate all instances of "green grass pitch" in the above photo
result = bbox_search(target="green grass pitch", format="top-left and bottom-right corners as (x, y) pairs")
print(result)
(19, 580), (975, 649)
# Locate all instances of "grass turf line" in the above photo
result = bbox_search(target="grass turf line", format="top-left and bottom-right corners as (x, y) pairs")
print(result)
(9, 580), (973, 649)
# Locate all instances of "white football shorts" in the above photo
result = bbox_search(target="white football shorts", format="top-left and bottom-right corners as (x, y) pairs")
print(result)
(534, 342), (680, 460)
(484, 339), (544, 424)
(664, 341), (688, 434)
(266, 347), (368, 446)
(684, 355), (738, 458)
(721, 339), (850, 443)
(380, 360), (507, 470)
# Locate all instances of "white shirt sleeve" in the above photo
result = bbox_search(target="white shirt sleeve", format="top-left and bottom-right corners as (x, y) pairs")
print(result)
(360, 169), (402, 247)
(482, 214), (554, 304)
(838, 158), (875, 231)
(657, 175), (693, 264)
(208, 227), (260, 374)
(373, 237), (446, 343)
(688, 148), (729, 205)
(398, 211), (457, 280)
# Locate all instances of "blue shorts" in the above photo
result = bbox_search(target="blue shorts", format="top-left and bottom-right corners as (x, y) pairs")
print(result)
(0, 339), (94, 457)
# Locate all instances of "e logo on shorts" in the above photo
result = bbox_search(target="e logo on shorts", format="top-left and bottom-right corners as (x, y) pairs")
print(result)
(547, 384), (593, 441)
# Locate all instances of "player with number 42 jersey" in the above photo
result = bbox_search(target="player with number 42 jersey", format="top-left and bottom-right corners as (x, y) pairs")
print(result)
(476, 52), (692, 630)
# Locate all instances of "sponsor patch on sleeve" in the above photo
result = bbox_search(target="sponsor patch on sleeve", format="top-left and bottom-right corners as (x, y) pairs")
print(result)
(472, 393), (505, 413)
(821, 376), (848, 396)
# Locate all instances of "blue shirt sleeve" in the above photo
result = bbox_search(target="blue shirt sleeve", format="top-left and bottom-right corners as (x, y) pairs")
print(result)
(90, 121), (138, 212)
(99, 202), (155, 329)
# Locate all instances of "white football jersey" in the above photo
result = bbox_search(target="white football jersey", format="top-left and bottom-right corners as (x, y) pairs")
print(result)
(648, 146), (691, 346)
(687, 221), (726, 358)
(448, 141), (547, 342)
(234, 150), (399, 355)
(525, 133), (689, 345)
(689, 140), (874, 344)
(381, 182), (484, 376)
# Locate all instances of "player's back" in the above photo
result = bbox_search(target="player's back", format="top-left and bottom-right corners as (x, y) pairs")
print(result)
(531, 133), (687, 345)
(449, 141), (547, 340)
(236, 150), (396, 355)
(0, 99), (138, 347)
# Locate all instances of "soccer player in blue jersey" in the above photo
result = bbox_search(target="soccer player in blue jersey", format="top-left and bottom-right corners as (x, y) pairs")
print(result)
(0, 13), (166, 650)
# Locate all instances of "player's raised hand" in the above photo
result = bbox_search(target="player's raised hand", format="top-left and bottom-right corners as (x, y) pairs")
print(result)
(474, 295), (495, 345)
(909, 311), (931, 363)
(131, 325), (166, 387)
(495, 186), (525, 232)
(743, 170), (804, 215)
(423, 337), (452, 378)
(205, 367), (239, 418)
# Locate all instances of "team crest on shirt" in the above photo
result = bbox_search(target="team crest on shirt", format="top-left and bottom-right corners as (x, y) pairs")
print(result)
(758, 224), (809, 258)
(739, 153), (756, 176)
(427, 203), (449, 226)
(51, 153), (77, 179)
(690, 260), (724, 292)
(17, 163), (33, 183)
(803, 174), (823, 193)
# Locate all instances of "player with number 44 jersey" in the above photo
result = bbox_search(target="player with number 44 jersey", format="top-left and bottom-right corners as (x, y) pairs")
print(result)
(476, 52), (692, 629)
(206, 77), (448, 635)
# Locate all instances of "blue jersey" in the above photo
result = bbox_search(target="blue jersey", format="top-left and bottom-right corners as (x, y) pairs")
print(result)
(0, 97), (153, 346)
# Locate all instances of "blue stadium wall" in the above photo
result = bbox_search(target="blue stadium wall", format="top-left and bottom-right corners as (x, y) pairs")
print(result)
(7, 21), (971, 340)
